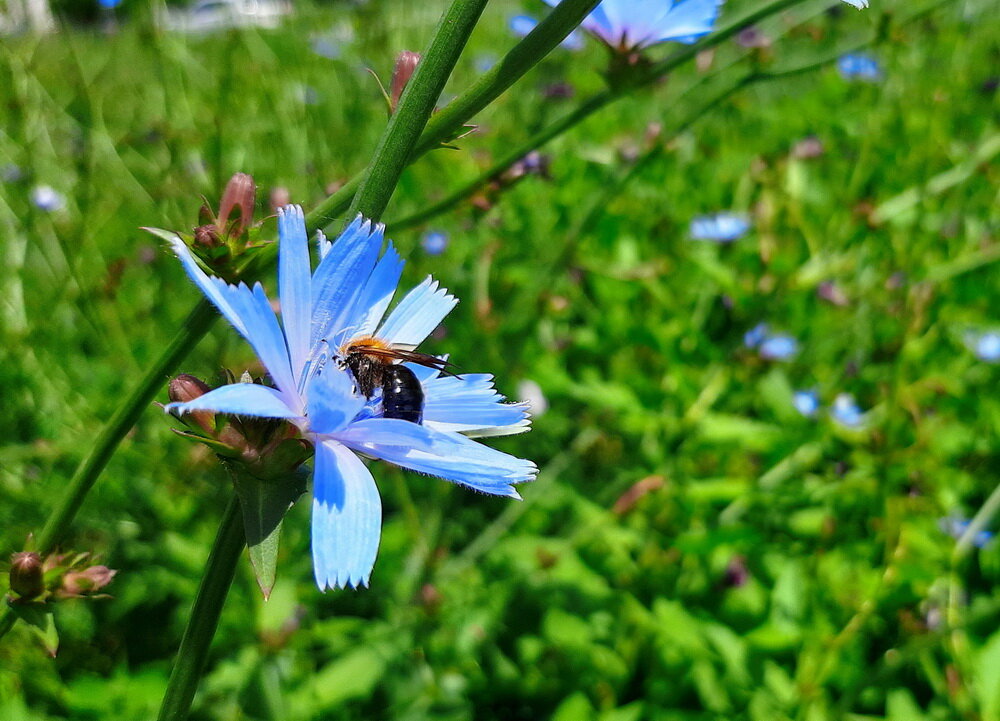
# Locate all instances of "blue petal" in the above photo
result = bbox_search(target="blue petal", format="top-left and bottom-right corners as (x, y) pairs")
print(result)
(509, 14), (537, 37)
(334, 419), (536, 498)
(376, 276), (457, 349)
(169, 238), (298, 406)
(841, 0), (868, 8)
(307, 366), (367, 435)
(351, 242), (404, 339)
(165, 383), (300, 419)
(311, 440), (382, 590)
(278, 205), (312, 386)
(649, 0), (723, 45)
(316, 229), (332, 260)
(421, 373), (531, 436)
(310, 215), (384, 352)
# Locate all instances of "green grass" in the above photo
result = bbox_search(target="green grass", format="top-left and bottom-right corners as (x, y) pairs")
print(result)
(1, 0), (999, 718)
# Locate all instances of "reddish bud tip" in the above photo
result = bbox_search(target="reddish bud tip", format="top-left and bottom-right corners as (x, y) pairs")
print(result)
(390, 51), (421, 112)
(193, 224), (222, 248)
(217, 172), (256, 237)
(168, 374), (216, 433)
(10, 551), (44, 599)
(60, 565), (116, 598)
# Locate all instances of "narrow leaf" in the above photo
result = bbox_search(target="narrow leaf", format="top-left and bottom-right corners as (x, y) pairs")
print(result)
(229, 466), (306, 599)
(12, 604), (59, 657)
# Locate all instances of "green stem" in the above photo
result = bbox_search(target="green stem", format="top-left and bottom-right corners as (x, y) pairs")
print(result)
(346, 0), (489, 222)
(390, 0), (810, 230)
(36, 299), (218, 552)
(305, 0), (602, 231)
(954, 482), (1000, 562)
(157, 495), (245, 721)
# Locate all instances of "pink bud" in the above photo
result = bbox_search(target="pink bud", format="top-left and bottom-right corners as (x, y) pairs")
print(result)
(390, 52), (421, 112)
(217, 173), (256, 238)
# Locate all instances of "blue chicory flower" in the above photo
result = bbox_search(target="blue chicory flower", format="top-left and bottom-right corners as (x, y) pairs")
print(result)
(421, 231), (448, 256)
(542, 0), (724, 51)
(509, 14), (584, 49)
(690, 212), (750, 242)
(758, 334), (798, 361)
(831, 393), (865, 428)
(31, 185), (64, 212)
(840, 0), (869, 8)
(837, 53), (882, 82)
(793, 390), (819, 418)
(744, 323), (797, 360)
(743, 323), (768, 349)
(940, 517), (994, 548)
(165, 206), (536, 590)
(965, 331), (1000, 362)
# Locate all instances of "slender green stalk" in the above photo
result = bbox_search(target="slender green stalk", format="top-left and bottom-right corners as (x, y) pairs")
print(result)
(36, 299), (218, 551)
(390, 0), (949, 231)
(954, 482), (1000, 562)
(157, 495), (245, 721)
(306, 0), (602, 230)
(389, 0), (809, 230)
(347, 0), (489, 222)
(391, 92), (614, 230)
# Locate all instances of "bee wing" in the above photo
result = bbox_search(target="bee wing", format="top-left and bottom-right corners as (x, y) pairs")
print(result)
(358, 346), (459, 376)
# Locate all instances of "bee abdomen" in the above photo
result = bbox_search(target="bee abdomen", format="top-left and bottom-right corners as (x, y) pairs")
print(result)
(382, 365), (424, 424)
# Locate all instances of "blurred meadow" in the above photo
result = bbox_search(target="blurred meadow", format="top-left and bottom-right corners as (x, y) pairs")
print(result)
(2, 0), (1000, 718)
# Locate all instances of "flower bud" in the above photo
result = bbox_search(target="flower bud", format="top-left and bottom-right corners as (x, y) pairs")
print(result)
(169, 374), (216, 434)
(60, 565), (116, 598)
(217, 172), (256, 238)
(193, 224), (222, 249)
(10, 551), (44, 600)
(390, 51), (421, 113)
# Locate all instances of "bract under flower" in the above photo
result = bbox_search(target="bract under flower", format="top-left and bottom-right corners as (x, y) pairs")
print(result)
(165, 205), (535, 590)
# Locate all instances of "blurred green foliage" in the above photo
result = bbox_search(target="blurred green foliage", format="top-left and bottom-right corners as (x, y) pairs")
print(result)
(1, 0), (999, 719)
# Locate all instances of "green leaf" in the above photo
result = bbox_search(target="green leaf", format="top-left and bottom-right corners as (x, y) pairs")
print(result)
(12, 603), (59, 657)
(229, 466), (306, 599)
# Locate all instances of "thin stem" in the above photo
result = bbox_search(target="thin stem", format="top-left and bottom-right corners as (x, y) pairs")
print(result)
(157, 495), (245, 721)
(954, 482), (1000, 562)
(390, 0), (811, 230)
(346, 0), (490, 223)
(397, 91), (617, 230)
(36, 299), (218, 552)
(305, 0), (602, 231)
(390, 0), (947, 231)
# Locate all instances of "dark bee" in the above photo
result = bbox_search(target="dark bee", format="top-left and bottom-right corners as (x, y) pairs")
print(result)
(341, 336), (454, 425)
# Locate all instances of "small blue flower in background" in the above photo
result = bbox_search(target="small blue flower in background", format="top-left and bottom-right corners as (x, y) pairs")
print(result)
(940, 517), (994, 548)
(310, 36), (341, 60)
(743, 322), (768, 349)
(1, 164), (23, 182)
(98, 0), (122, 9)
(831, 393), (865, 428)
(759, 334), (798, 361)
(690, 212), (750, 242)
(474, 53), (498, 73)
(542, 0), (724, 51)
(793, 390), (820, 418)
(31, 185), (64, 212)
(165, 206), (535, 590)
(420, 230), (448, 256)
(965, 331), (1000, 362)
(840, 0), (869, 8)
(837, 53), (882, 82)
(743, 323), (797, 360)
(509, 14), (584, 49)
